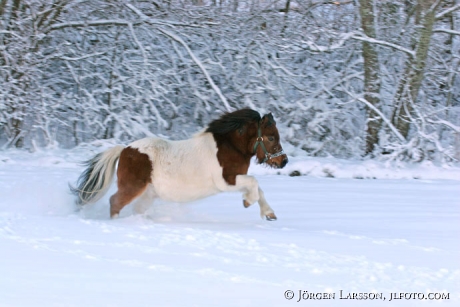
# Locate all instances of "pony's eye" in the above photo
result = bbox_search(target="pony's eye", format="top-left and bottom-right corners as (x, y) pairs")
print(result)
(268, 136), (275, 142)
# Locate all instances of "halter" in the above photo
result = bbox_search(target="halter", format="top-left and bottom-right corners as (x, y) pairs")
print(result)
(253, 123), (285, 163)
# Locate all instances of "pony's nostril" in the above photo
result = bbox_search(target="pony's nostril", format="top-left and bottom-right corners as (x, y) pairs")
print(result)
(280, 158), (288, 168)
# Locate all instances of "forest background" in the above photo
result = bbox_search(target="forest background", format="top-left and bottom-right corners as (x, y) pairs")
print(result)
(1, 0), (459, 162)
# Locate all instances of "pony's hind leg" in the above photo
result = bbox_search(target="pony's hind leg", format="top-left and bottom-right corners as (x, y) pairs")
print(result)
(110, 147), (153, 218)
(110, 186), (147, 218)
(133, 185), (156, 215)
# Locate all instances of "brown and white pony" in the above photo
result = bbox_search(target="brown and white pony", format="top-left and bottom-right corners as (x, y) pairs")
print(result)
(70, 109), (288, 220)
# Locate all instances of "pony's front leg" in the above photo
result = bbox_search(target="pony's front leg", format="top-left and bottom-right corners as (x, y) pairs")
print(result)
(235, 175), (277, 221)
(256, 187), (277, 221)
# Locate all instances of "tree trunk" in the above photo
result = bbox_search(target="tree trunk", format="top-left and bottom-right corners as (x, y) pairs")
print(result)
(359, 0), (382, 155)
(391, 0), (438, 139)
(0, 0), (8, 17)
(280, 0), (291, 37)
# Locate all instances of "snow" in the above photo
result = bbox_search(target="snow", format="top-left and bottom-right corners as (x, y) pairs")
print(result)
(0, 145), (459, 306)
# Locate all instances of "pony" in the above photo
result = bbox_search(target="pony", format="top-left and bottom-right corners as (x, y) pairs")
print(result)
(70, 109), (288, 220)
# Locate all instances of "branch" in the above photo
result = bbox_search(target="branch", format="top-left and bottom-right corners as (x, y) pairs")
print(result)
(433, 28), (460, 36)
(426, 119), (460, 133)
(48, 20), (140, 32)
(344, 89), (406, 142)
(435, 4), (460, 20)
(127, 23), (148, 65)
(298, 32), (416, 58)
(351, 34), (416, 58)
(124, 3), (218, 28)
(59, 52), (106, 61)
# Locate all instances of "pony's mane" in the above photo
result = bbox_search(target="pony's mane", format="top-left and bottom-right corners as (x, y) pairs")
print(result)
(205, 108), (261, 135)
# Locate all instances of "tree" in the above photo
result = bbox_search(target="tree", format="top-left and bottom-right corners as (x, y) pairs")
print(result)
(391, 0), (440, 140)
(359, 0), (382, 155)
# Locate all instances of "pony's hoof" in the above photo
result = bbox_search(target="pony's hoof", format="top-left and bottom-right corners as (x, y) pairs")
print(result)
(265, 213), (277, 221)
(111, 213), (119, 219)
(243, 200), (251, 208)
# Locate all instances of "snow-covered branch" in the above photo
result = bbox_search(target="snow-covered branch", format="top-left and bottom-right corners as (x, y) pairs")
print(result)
(343, 90), (406, 142)
(351, 34), (416, 58)
(59, 52), (106, 61)
(48, 20), (141, 32)
(435, 4), (460, 20)
(426, 119), (460, 133)
(299, 32), (415, 58)
(433, 28), (460, 36)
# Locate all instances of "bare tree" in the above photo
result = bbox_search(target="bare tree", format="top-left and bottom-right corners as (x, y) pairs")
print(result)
(359, 0), (382, 155)
(391, 0), (440, 139)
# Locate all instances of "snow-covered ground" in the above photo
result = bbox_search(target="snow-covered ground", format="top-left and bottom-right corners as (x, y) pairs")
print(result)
(0, 144), (459, 307)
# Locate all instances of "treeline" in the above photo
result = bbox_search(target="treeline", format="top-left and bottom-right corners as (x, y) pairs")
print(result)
(0, 0), (459, 161)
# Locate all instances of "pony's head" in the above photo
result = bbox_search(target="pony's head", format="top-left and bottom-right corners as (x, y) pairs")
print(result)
(252, 113), (288, 169)
(206, 108), (288, 170)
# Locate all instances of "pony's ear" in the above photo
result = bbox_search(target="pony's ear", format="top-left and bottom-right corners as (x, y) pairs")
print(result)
(260, 113), (275, 126)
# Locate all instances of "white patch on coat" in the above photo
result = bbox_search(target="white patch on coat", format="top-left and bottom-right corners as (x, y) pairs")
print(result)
(130, 132), (222, 202)
(128, 132), (275, 217)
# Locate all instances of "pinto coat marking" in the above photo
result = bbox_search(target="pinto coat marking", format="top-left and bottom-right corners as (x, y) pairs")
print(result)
(70, 109), (288, 220)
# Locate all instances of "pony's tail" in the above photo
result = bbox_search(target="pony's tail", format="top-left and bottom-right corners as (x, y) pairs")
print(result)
(70, 145), (125, 205)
